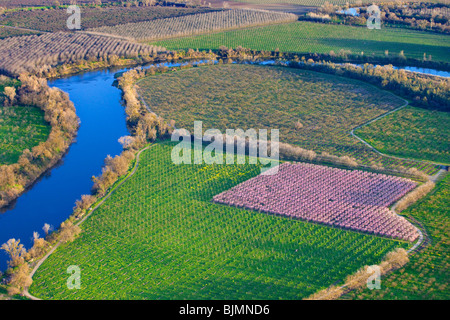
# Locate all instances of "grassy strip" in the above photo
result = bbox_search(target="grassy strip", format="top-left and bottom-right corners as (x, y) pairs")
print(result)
(343, 173), (449, 300)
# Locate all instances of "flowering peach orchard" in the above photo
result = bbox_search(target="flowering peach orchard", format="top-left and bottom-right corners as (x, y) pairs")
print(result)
(214, 163), (419, 241)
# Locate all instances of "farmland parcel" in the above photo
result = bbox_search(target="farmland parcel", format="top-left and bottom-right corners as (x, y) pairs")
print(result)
(28, 142), (407, 300)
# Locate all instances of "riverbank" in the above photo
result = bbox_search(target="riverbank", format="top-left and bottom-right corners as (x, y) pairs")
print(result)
(0, 67), (131, 271)
(0, 75), (79, 210)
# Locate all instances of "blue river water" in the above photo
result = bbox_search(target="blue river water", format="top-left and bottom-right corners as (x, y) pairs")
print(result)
(0, 60), (447, 271)
(0, 67), (130, 271)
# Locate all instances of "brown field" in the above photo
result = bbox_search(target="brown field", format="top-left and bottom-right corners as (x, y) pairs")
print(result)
(0, 32), (164, 75)
(0, 6), (219, 33)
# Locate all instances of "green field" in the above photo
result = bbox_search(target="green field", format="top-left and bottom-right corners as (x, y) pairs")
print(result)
(0, 105), (50, 165)
(356, 107), (450, 164)
(29, 142), (407, 299)
(151, 21), (450, 62)
(136, 63), (435, 173)
(344, 173), (450, 300)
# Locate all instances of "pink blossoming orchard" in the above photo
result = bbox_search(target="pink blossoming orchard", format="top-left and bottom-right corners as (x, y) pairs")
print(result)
(214, 162), (420, 242)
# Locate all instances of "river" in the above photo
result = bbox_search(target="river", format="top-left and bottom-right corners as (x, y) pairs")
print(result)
(0, 59), (447, 270)
(0, 67), (130, 271)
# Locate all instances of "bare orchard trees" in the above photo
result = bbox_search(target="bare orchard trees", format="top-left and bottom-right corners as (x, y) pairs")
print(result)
(305, 248), (409, 300)
(91, 66), (176, 198)
(290, 59), (450, 111)
(0, 74), (79, 209)
(395, 180), (436, 212)
(88, 9), (298, 41)
(1, 239), (26, 268)
(3, 86), (16, 106)
(0, 32), (164, 76)
(91, 152), (135, 196)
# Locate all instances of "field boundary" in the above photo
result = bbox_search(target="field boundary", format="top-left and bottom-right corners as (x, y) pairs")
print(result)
(79, 30), (135, 42)
(311, 168), (449, 300)
(315, 111), (450, 300)
(312, 191), (427, 300)
(350, 100), (449, 167)
(22, 143), (155, 300)
(0, 24), (47, 34)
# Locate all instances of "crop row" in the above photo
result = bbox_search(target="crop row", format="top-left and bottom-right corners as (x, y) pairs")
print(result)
(0, 32), (165, 75)
(152, 20), (450, 63)
(29, 142), (406, 299)
(87, 9), (298, 41)
(356, 106), (450, 165)
(214, 162), (419, 242)
(0, 6), (218, 33)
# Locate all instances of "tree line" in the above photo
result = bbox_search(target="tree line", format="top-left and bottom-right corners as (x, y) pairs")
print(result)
(308, 1), (450, 34)
(290, 58), (449, 111)
(0, 74), (79, 209)
(305, 247), (410, 300)
(0, 217), (82, 295)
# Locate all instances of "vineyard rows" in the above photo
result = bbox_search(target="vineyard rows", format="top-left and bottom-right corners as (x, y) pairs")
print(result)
(87, 9), (298, 41)
(214, 162), (419, 241)
(0, 32), (165, 75)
